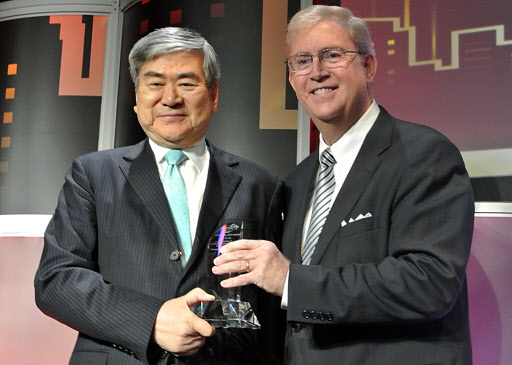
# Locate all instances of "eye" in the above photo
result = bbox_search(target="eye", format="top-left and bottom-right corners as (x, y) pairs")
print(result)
(179, 82), (196, 90)
(322, 50), (343, 61)
(293, 55), (312, 68)
(146, 80), (163, 88)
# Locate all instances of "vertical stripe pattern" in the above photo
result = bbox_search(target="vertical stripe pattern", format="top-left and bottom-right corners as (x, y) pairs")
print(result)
(302, 148), (336, 265)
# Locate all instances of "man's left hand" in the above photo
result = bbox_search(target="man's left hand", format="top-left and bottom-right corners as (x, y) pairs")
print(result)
(212, 239), (290, 297)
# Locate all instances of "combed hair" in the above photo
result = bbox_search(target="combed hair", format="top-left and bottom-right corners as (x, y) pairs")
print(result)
(128, 27), (221, 89)
(287, 5), (375, 57)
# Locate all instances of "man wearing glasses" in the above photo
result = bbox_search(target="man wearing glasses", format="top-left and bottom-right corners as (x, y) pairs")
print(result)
(214, 5), (474, 364)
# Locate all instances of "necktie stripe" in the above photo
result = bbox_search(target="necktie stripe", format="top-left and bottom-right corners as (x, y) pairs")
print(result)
(302, 148), (336, 265)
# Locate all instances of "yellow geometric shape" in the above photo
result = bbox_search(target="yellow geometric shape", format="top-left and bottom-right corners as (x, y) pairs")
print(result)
(387, 40), (395, 46)
(7, 64), (17, 75)
(3, 112), (13, 124)
(388, 50), (395, 55)
(1, 137), (11, 148)
(5, 88), (15, 99)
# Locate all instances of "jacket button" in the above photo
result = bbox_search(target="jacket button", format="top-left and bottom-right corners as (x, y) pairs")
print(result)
(311, 310), (317, 320)
(319, 312), (325, 321)
(170, 250), (181, 261)
(327, 312), (334, 321)
(302, 310), (310, 319)
(292, 323), (302, 332)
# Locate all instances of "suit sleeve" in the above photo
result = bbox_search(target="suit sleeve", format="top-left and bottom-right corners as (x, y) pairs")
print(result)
(286, 132), (474, 326)
(34, 157), (165, 364)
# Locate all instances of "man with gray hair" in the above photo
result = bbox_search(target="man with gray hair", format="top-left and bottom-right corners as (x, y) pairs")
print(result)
(35, 27), (284, 364)
(214, 5), (474, 364)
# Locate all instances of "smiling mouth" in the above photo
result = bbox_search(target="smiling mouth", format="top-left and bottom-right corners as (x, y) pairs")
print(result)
(312, 87), (337, 95)
(159, 113), (186, 118)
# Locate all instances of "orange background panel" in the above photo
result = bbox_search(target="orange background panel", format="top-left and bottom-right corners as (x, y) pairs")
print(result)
(3, 112), (13, 124)
(7, 64), (17, 75)
(1, 137), (11, 148)
(5, 88), (15, 99)
(49, 15), (107, 96)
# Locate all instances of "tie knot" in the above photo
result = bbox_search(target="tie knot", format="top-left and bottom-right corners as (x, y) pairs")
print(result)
(164, 149), (187, 166)
(321, 148), (336, 168)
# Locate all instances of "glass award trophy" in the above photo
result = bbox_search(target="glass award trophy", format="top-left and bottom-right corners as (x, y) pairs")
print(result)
(192, 219), (260, 329)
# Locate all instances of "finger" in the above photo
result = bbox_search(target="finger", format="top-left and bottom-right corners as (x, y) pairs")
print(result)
(212, 259), (250, 275)
(219, 239), (256, 253)
(220, 273), (253, 288)
(190, 315), (215, 337)
(185, 288), (215, 307)
(214, 248), (257, 266)
(173, 337), (206, 357)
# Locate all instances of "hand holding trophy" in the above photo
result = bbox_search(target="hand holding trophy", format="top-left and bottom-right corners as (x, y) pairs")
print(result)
(191, 219), (260, 329)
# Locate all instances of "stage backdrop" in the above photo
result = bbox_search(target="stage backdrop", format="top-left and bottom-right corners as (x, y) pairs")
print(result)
(0, 15), (107, 214)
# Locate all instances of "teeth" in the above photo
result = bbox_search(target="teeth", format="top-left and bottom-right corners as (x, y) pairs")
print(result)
(313, 88), (333, 95)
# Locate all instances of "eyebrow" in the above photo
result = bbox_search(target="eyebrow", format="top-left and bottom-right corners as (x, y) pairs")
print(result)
(142, 71), (201, 80)
(142, 71), (165, 79)
(175, 72), (201, 80)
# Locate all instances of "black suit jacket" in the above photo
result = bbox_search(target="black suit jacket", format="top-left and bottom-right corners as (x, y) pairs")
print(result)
(282, 107), (474, 364)
(35, 139), (285, 364)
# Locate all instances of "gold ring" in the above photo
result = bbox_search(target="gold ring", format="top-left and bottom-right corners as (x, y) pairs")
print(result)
(246, 261), (250, 272)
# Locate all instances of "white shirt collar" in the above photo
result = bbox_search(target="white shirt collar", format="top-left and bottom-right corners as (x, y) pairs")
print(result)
(148, 137), (207, 173)
(319, 99), (380, 163)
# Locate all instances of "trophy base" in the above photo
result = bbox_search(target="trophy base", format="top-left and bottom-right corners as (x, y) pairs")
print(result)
(192, 299), (261, 329)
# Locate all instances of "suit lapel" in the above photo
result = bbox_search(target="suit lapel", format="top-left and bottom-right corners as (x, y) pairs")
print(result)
(310, 107), (394, 265)
(119, 139), (180, 252)
(183, 142), (242, 274)
(284, 152), (319, 264)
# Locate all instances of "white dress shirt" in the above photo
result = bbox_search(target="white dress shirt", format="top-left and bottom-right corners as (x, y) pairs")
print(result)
(281, 100), (380, 308)
(149, 137), (210, 245)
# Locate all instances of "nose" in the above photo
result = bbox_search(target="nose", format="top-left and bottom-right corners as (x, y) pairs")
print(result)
(309, 56), (329, 80)
(161, 85), (183, 107)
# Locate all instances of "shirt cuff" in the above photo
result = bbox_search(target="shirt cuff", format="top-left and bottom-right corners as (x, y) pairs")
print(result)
(280, 268), (290, 309)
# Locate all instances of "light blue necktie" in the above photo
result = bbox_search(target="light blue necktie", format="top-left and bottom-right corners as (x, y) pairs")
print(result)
(163, 150), (191, 266)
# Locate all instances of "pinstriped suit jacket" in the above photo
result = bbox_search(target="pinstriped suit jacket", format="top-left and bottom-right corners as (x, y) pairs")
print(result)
(34, 139), (285, 365)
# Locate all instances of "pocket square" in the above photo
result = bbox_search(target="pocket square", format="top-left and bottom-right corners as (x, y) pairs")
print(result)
(341, 212), (372, 227)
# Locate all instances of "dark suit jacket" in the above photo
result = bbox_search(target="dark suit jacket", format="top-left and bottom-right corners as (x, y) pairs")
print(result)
(282, 107), (474, 364)
(34, 139), (285, 365)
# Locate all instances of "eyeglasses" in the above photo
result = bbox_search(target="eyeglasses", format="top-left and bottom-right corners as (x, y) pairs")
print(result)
(286, 48), (362, 75)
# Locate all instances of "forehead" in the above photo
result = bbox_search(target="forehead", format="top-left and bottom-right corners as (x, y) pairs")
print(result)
(139, 50), (205, 77)
(288, 19), (355, 54)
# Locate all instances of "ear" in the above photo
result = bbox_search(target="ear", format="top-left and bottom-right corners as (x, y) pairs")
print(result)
(210, 82), (219, 113)
(288, 71), (297, 93)
(133, 93), (138, 114)
(363, 53), (377, 83)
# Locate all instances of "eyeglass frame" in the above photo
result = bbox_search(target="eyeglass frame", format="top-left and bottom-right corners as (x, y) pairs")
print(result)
(285, 48), (363, 74)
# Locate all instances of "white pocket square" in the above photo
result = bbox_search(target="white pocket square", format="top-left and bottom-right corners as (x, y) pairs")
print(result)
(341, 212), (372, 227)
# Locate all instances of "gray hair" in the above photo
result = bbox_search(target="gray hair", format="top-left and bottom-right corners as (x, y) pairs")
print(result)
(287, 5), (375, 57)
(128, 27), (221, 89)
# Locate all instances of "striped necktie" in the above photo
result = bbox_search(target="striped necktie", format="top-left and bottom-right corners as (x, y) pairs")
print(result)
(302, 147), (336, 265)
(163, 150), (191, 266)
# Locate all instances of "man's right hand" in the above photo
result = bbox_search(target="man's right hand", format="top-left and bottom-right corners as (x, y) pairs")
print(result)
(153, 288), (215, 357)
